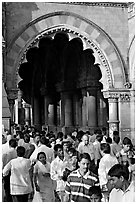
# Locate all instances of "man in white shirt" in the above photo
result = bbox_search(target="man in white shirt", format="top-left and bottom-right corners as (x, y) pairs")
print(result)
(50, 144), (67, 202)
(2, 139), (18, 202)
(3, 146), (33, 202)
(78, 134), (95, 161)
(98, 143), (118, 201)
(107, 163), (135, 202)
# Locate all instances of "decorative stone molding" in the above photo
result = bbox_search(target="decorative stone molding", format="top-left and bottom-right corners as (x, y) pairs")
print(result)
(124, 82), (132, 89)
(7, 89), (19, 100)
(56, 2), (130, 8)
(128, 2), (135, 19)
(103, 89), (135, 102)
(119, 93), (131, 102)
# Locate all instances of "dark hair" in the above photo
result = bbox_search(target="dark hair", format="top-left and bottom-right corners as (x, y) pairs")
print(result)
(9, 139), (17, 148)
(113, 135), (120, 144)
(106, 137), (112, 144)
(37, 152), (46, 160)
(123, 137), (133, 149)
(79, 153), (91, 162)
(40, 136), (49, 145)
(96, 134), (103, 142)
(102, 127), (107, 132)
(24, 134), (30, 143)
(113, 130), (119, 136)
(54, 144), (63, 152)
(89, 186), (102, 198)
(68, 147), (77, 155)
(17, 146), (25, 157)
(100, 143), (110, 154)
(108, 164), (129, 180)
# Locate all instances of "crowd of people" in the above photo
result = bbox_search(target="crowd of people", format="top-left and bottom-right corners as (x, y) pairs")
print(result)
(2, 124), (135, 202)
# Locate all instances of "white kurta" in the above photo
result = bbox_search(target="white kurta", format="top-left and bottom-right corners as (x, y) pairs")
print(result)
(3, 157), (32, 195)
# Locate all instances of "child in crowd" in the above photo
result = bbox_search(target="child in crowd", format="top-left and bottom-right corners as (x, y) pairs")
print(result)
(116, 137), (135, 167)
(88, 186), (102, 202)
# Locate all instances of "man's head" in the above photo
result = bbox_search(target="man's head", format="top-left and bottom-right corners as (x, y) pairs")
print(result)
(17, 146), (25, 157)
(82, 134), (89, 146)
(108, 164), (129, 190)
(78, 153), (91, 174)
(9, 138), (17, 148)
(89, 186), (102, 202)
(100, 143), (111, 155)
(54, 144), (64, 159)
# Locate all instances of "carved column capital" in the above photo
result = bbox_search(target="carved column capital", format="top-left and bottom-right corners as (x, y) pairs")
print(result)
(7, 89), (19, 100)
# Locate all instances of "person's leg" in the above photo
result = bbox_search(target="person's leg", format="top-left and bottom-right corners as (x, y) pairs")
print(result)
(3, 174), (12, 202)
(12, 194), (29, 202)
(57, 191), (66, 202)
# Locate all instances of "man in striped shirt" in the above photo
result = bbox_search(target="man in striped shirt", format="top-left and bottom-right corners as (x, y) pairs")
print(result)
(64, 153), (99, 202)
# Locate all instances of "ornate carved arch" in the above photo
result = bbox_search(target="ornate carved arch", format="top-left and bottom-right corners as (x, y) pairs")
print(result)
(6, 11), (126, 92)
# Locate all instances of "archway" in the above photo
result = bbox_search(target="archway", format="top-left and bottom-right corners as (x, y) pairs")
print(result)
(5, 12), (126, 133)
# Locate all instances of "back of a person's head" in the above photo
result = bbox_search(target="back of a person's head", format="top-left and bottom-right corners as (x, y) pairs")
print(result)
(108, 164), (129, 181)
(113, 130), (119, 136)
(57, 132), (63, 139)
(96, 134), (103, 142)
(102, 127), (107, 135)
(113, 134), (120, 144)
(89, 186), (102, 198)
(54, 143), (63, 152)
(9, 138), (17, 148)
(106, 137), (112, 144)
(100, 142), (110, 154)
(86, 131), (90, 135)
(17, 146), (25, 157)
(79, 152), (91, 162)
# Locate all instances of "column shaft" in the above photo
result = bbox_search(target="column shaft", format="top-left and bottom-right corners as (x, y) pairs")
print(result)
(64, 93), (73, 126)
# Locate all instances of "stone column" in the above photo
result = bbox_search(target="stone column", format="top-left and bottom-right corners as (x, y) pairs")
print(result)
(8, 99), (15, 125)
(33, 97), (41, 131)
(97, 91), (108, 127)
(64, 92), (73, 126)
(108, 97), (119, 138)
(23, 103), (31, 126)
(60, 93), (65, 127)
(48, 104), (54, 126)
(81, 89), (87, 127)
(14, 99), (18, 124)
(44, 96), (49, 126)
(87, 89), (97, 127)
(73, 94), (79, 126)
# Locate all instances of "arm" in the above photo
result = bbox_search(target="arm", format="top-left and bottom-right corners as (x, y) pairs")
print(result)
(2, 160), (11, 177)
(33, 164), (40, 192)
(50, 161), (62, 180)
(64, 176), (71, 202)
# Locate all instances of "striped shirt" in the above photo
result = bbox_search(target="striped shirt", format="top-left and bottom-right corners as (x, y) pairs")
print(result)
(65, 169), (99, 202)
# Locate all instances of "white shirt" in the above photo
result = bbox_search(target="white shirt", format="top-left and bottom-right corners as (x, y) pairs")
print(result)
(98, 154), (118, 187)
(50, 156), (67, 192)
(109, 181), (135, 202)
(30, 144), (54, 163)
(2, 147), (17, 169)
(93, 140), (102, 162)
(3, 157), (32, 195)
(78, 142), (95, 161)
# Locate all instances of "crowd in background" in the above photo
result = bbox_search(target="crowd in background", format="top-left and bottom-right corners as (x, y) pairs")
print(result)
(2, 124), (135, 202)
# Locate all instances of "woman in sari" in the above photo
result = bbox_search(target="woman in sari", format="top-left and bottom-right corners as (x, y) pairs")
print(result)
(33, 152), (56, 202)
